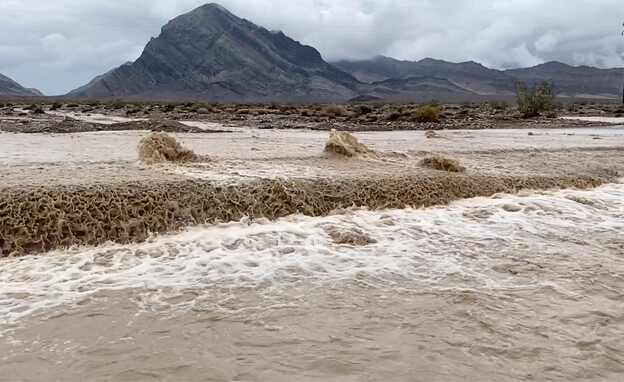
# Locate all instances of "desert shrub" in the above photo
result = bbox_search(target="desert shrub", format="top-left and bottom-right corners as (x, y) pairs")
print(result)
(384, 111), (402, 121)
(300, 109), (312, 117)
(321, 105), (348, 118)
(236, 108), (250, 115)
(197, 107), (210, 114)
(412, 105), (441, 123)
(253, 108), (270, 115)
(50, 102), (63, 110)
(513, 79), (557, 118)
(489, 100), (509, 110)
(354, 104), (373, 116)
(566, 104), (579, 113)
(111, 99), (126, 109)
(86, 99), (100, 106)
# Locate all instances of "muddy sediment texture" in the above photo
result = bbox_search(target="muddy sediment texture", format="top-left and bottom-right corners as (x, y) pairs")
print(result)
(138, 132), (204, 165)
(0, 170), (617, 256)
(324, 131), (371, 157)
(420, 155), (466, 172)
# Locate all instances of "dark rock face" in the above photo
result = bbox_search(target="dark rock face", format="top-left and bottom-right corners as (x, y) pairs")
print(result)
(0, 73), (41, 96)
(68, 62), (132, 95)
(335, 56), (624, 98)
(76, 4), (358, 101)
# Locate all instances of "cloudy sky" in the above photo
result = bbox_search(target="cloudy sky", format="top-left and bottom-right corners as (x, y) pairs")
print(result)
(1, 0), (623, 95)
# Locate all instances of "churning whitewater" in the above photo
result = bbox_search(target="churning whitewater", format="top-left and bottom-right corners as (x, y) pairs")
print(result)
(1, 182), (623, 380)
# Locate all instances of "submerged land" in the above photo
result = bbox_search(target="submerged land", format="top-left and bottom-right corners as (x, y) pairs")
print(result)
(1, 100), (623, 256)
(1, 99), (624, 381)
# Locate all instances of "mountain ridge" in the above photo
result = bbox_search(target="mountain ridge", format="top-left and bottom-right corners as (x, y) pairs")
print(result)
(74, 3), (358, 101)
(334, 55), (623, 99)
(0, 73), (42, 96)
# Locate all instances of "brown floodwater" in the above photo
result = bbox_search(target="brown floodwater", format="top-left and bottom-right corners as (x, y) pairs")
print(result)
(1, 182), (623, 381)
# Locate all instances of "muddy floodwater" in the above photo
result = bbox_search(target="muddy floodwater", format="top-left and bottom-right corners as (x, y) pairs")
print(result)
(2, 125), (624, 165)
(1, 124), (624, 381)
(1, 182), (623, 381)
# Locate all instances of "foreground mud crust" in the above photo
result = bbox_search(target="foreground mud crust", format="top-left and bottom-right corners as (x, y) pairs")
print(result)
(0, 183), (623, 381)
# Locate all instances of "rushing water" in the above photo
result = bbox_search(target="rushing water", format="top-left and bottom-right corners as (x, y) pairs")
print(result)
(1, 183), (623, 381)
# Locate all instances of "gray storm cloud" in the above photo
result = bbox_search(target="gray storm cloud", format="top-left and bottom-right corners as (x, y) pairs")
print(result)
(0, 0), (622, 95)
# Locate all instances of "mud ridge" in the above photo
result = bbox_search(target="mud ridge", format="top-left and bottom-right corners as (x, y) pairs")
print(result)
(0, 170), (618, 256)
(138, 132), (212, 165)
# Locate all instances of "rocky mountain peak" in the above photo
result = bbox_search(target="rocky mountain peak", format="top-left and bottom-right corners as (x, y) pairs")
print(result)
(73, 3), (357, 101)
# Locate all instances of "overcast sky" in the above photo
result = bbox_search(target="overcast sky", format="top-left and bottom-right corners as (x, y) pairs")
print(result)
(1, 0), (623, 95)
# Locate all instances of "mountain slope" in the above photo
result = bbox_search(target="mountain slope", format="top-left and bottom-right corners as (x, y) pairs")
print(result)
(68, 62), (132, 95)
(334, 56), (514, 95)
(74, 3), (358, 101)
(504, 62), (623, 97)
(0, 73), (42, 96)
(335, 56), (623, 98)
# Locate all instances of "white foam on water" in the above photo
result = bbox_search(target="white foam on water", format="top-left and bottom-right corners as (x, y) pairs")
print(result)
(46, 110), (147, 125)
(0, 182), (623, 326)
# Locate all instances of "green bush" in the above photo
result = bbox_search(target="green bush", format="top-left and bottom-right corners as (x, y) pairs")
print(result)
(412, 105), (441, 123)
(513, 79), (557, 118)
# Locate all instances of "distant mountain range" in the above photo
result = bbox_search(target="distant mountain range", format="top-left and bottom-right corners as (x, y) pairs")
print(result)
(0, 73), (42, 97)
(334, 56), (623, 99)
(2, 3), (622, 101)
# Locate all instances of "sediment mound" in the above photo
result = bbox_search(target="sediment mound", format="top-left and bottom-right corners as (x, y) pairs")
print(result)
(138, 132), (204, 164)
(425, 130), (442, 139)
(324, 131), (371, 157)
(0, 171), (615, 256)
(420, 155), (466, 172)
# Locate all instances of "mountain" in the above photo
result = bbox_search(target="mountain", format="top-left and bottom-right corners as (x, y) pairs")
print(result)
(335, 56), (514, 95)
(68, 62), (132, 95)
(366, 76), (473, 95)
(335, 56), (623, 99)
(0, 73), (42, 96)
(73, 3), (358, 101)
(504, 62), (623, 98)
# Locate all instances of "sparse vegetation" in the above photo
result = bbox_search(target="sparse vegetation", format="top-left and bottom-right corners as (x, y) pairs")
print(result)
(384, 111), (401, 121)
(489, 100), (509, 110)
(513, 79), (557, 118)
(412, 105), (441, 123)
(111, 99), (126, 109)
(354, 104), (373, 116)
(321, 105), (348, 118)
